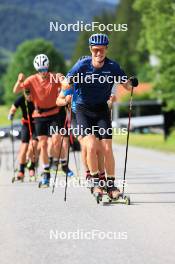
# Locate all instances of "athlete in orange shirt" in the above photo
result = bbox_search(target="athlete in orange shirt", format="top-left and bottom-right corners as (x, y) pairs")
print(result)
(13, 54), (65, 187)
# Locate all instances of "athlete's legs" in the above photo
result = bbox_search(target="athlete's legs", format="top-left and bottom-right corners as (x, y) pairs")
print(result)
(61, 136), (67, 159)
(79, 136), (88, 171)
(48, 137), (54, 158)
(17, 124), (30, 177)
(96, 139), (105, 174)
(18, 142), (28, 164)
(52, 134), (63, 158)
(38, 135), (48, 165)
(83, 135), (98, 174)
(101, 139), (115, 176)
(27, 139), (38, 162)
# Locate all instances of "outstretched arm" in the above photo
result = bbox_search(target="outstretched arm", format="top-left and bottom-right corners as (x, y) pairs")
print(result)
(8, 105), (17, 120)
(13, 73), (25, 94)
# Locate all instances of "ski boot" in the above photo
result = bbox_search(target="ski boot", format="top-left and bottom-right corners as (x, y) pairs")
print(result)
(27, 162), (36, 182)
(91, 175), (104, 203)
(12, 171), (24, 183)
(98, 172), (107, 191)
(29, 169), (36, 182)
(38, 170), (50, 188)
(86, 170), (92, 189)
(106, 178), (121, 201)
(61, 164), (74, 177)
(49, 157), (53, 169)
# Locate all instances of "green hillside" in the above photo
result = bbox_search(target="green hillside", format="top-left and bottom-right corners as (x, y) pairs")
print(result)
(0, 0), (115, 58)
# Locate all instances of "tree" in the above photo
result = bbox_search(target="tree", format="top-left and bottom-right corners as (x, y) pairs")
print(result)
(71, 31), (91, 64)
(3, 38), (66, 103)
(108, 0), (149, 76)
(0, 48), (12, 104)
(71, 11), (115, 64)
(134, 0), (175, 111)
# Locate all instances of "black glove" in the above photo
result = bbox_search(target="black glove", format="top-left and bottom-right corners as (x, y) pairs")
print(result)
(129, 76), (139, 87)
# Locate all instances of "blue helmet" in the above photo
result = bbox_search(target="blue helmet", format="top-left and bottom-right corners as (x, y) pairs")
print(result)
(89, 33), (109, 46)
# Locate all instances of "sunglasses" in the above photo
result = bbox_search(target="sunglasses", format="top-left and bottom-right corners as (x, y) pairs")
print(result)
(91, 47), (107, 53)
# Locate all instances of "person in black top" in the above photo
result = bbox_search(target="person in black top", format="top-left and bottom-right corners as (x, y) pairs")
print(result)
(8, 90), (38, 180)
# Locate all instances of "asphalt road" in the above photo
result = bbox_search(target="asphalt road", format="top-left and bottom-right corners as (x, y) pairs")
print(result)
(0, 138), (175, 264)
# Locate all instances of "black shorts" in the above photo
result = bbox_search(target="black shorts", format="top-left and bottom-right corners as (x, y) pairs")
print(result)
(34, 113), (62, 137)
(21, 124), (37, 143)
(76, 103), (112, 140)
(59, 107), (66, 128)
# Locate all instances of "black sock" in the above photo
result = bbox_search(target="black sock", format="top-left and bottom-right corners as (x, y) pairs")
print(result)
(19, 164), (25, 173)
(29, 162), (35, 170)
(49, 157), (53, 166)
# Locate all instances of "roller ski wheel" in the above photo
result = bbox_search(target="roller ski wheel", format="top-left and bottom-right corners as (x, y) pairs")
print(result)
(12, 176), (16, 183)
(124, 195), (130, 205)
(29, 176), (37, 182)
(93, 190), (103, 204)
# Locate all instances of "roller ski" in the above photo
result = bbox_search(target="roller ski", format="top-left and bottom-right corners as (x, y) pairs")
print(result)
(12, 171), (24, 183)
(38, 170), (50, 188)
(101, 178), (130, 205)
(101, 191), (130, 205)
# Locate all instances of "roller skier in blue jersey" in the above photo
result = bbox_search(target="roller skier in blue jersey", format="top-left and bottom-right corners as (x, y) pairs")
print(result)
(57, 33), (138, 199)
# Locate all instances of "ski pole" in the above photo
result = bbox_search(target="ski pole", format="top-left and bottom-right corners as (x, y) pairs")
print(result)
(52, 107), (69, 194)
(122, 86), (134, 198)
(64, 106), (72, 201)
(72, 141), (81, 185)
(11, 119), (16, 180)
(24, 91), (37, 174)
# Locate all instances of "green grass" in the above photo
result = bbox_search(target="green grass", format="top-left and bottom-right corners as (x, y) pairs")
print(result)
(0, 105), (21, 126)
(114, 132), (175, 153)
(0, 105), (11, 126)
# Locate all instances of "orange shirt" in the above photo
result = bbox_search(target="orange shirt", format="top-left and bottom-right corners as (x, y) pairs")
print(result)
(20, 72), (61, 118)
